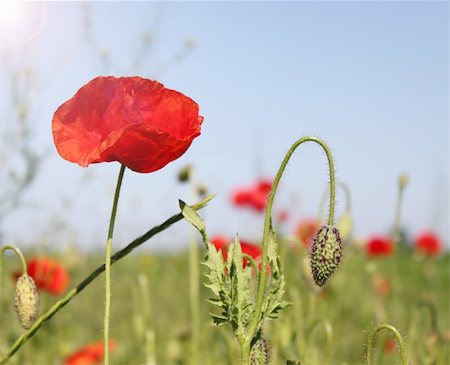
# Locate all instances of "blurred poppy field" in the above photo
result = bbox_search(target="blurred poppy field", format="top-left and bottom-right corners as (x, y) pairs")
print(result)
(0, 2), (448, 365)
(0, 231), (448, 364)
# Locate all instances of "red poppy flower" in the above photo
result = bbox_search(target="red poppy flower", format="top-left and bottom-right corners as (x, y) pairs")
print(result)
(64, 340), (117, 365)
(231, 179), (272, 212)
(210, 235), (230, 260)
(366, 236), (393, 257)
(414, 231), (442, 256)
(52, 76), (203, 173)
(295, 219), (319, 248)
(210, 236), (262, 266)
(14, 257), (69, 295)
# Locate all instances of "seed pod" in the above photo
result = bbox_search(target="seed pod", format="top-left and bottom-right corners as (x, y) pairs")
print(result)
(14, 274), (39, 329)
(250, 338), (270, 365)
(310, 226), (343, 286)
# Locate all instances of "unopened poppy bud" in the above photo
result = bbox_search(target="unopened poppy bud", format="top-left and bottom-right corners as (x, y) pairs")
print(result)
(177, 165), (192, 182)
(399, 174), (409, 189)
(14, 274), (39, 329)
(197, 183), (208, 197)
(310, 226), (343, 287)
(250, 338), (270, 365)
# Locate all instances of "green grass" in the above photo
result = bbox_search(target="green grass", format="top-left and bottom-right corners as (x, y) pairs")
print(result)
(0, 243), (448, 365)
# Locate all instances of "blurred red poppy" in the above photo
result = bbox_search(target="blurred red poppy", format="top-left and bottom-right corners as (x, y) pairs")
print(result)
(366, 236), (393, 257)
(14, 257), (69, 295)
(231, 179), (272, 212)
(295, 219), (319, 248)
(52, 76), (203, 173)
(64, 340), (117, 365)
(414, 231), (442, 256)
(384, 338), (396, 353)
(277, 209), (290, 224)
(210, 236), (262, 267)
(373, 276), (391, 296)
(210, 235), (230, 260)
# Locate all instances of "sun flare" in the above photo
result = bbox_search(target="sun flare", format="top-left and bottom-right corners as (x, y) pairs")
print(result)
(0, 1), (45, 47)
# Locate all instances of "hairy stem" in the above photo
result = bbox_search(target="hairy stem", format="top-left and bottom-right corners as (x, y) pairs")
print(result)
(104, 164), (126, 365)
(393, 176), (407, 245)
(243, 137), (336, 360)
(366, 324), (407, 365)
(0, 195), (213, 365)
(188, 171), (200, 365)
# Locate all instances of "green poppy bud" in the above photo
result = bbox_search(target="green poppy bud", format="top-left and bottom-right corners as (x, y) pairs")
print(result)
(310, 226), (343, 287)
(14, 274), (39, 329)
(250, 338), (270, 365)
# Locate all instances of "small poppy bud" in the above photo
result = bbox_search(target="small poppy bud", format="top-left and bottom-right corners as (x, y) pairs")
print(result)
(310, 226), (343, 287)
(250, 338), (270, 365)
(197, 183), (208, 197)
(177, 165), (192, 183)
(399, 174), (409, 189)
(14, 274), (39, 329)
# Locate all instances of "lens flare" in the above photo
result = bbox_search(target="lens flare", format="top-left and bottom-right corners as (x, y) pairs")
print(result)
(0, 2), (46, 47)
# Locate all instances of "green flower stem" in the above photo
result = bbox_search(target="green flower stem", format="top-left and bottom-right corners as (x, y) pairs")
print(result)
(138, 274), (156, 365)
(243, 137), (336, 361)
(366, 324), (407, 365)
(0, 245), (27, 276)
(0, 195), (213, 365)
(406, 300), (440, 363)
(304, 319), (333, 364)
(393, 176), (408, 245)
(318, 181), (351, 223)
(104, 164), (126, 365)
(188, 169), (200, 365)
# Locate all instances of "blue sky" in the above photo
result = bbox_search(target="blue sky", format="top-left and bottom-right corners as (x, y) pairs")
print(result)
(0, 1), (448, 251)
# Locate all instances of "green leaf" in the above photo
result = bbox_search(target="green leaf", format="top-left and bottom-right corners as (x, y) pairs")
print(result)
(179, 199), (205, 233)
(286, 360), (302, 365)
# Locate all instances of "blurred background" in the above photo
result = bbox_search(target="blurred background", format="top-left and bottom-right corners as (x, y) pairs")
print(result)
(0, 1), (448, 252)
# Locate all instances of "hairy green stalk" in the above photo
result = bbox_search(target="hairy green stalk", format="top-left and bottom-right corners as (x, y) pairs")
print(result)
(242, 137), (336, 362)
(366, 324), (407, 365)
(318, 181), (351, 223)
(304, 319), (333, 364)
(104, 164), (126, 365)
(0, 195), (213, 365)
(393, 174), (408, 245)
(188, 169), (200, 365)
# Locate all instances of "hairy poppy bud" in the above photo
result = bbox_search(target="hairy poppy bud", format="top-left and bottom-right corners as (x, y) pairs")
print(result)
(14, 274), (39, 329)
(250, 338), (270, 365)
(310, 226), (343, 287)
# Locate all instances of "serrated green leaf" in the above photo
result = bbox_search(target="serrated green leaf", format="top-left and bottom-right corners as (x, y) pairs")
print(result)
(179, 199), (205, 233)
(267, 224), (279, 266)
(203, 242), (225, 297)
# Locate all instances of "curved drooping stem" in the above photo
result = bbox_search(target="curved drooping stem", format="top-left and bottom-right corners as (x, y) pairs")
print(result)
(304, 319), (333, 364)
(366, 324), (407, 365)
(242, 137), (336, 359)
(104, 164), (126, 365)
(318, 181), (351, 224)
(0, 245), (28, 277)
(0, 195), (213, 365)
(0, 245), (28, 326)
